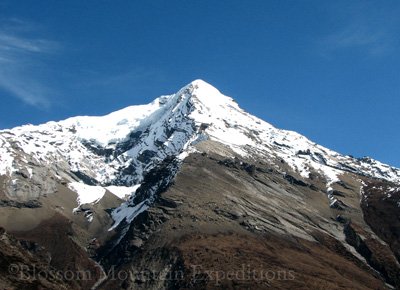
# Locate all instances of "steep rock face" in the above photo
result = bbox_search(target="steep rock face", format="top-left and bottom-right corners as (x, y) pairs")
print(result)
(0, 80), (399, 289)
(361, 181), (400, 262)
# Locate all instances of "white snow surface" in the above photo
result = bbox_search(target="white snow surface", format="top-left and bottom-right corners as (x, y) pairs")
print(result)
(109, 200), (149, 231)
(68, 182), (106, 206)
(1, 79), (400, 225)
(67, 182), (139, 209)
(59, 100), (167, 147)
(105, 185), (140, 200)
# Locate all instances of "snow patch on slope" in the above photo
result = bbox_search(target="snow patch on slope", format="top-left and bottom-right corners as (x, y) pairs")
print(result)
(105, 185), (140, 200)
(0, 135), (16, 176)
(68, 182), (141, 207)
(109, 200), (148, 231)
(68, 182), (106, 206)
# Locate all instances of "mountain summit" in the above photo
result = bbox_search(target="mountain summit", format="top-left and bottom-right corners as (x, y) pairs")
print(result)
(1, 80), (398, 196)
(1, 80), (399, 289)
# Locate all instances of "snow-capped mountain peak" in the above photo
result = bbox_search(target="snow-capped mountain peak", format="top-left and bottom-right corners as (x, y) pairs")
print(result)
(2, 80), (400, 290)
(51, 79), (235, 148)
(0, 79), (399, 228)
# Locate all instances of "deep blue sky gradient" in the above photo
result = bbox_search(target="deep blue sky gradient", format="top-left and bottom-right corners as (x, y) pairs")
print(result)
(0, 0), (399, 166)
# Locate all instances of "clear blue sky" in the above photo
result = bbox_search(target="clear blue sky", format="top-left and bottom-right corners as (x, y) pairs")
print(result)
(0, 0), (399, 167)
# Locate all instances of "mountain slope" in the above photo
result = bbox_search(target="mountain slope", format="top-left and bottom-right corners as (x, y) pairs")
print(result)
(0, 80), (399, 289)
